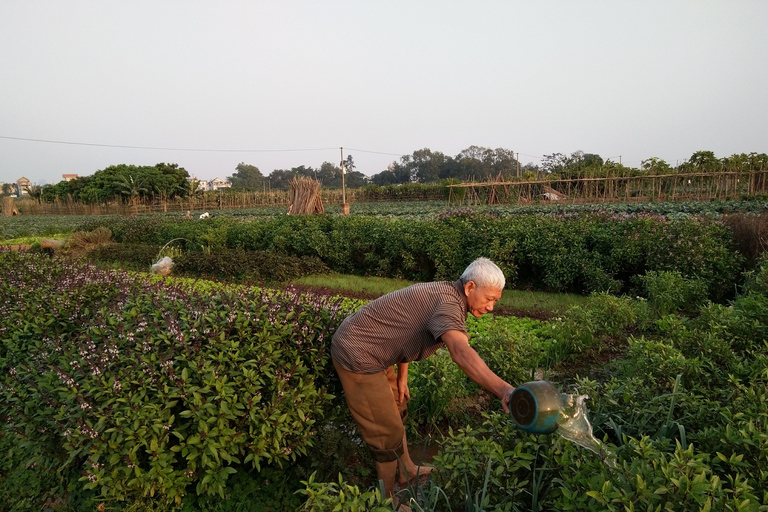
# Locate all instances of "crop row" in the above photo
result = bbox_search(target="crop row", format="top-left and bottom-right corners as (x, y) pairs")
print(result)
(74, 212), (744, 300)
(0, 251), (350, 504)
(3, 198), (768, 241)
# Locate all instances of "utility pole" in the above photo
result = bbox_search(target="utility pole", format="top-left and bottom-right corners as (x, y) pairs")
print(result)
(516, 152), (520, 178)
(340, 147), (349, 215)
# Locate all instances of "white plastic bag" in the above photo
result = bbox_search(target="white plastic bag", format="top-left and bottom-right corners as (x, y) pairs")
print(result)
(151, 256), (174, 276)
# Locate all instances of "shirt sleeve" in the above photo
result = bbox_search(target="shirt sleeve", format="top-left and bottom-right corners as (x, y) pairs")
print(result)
(427, 297), (467, 340)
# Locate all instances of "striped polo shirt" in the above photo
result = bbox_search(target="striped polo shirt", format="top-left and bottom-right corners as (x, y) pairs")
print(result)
(331, 280), (468, 374)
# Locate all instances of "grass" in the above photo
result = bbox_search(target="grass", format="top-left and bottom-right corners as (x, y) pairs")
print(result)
(294, 274), (416, 296)
(0, 234), (68, 245)
(292, 273), (590, 315)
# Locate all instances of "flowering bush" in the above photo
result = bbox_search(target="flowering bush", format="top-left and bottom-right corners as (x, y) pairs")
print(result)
(0, 251), (348, 504)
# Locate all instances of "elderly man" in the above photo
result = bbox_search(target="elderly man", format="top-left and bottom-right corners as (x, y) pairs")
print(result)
(331, 257), (516, 504)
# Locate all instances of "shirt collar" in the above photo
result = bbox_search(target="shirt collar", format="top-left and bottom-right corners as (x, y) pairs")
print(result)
(453, 279), (468, 315)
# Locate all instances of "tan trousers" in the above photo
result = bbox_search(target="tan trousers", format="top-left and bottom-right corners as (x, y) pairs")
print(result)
(332, 358), (409, 462)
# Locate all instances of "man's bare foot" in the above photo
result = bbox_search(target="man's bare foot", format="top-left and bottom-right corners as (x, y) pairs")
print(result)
(397, 464), (434, 486)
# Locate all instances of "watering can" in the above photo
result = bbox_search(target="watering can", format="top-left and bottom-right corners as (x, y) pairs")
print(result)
(508, 380), (562, 434)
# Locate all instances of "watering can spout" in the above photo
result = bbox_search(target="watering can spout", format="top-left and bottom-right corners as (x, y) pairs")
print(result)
(508, 380), (562, 434)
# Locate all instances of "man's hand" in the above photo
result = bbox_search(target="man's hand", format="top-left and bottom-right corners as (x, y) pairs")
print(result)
(500, 383), (515, 414)
(396, 363), (410, 403)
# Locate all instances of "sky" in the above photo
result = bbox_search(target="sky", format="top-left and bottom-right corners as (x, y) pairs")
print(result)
(1, 1), (767, 185)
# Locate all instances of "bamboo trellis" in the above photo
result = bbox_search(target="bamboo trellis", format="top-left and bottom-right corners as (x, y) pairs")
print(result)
(447, 170), (768, 206)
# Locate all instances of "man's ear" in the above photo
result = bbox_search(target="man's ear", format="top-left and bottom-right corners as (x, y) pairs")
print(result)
(464, 281), (476, 296)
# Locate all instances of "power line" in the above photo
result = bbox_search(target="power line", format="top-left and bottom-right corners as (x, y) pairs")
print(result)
(0, 134), (577, 164)
(343, 147), (404, 157)
(0, 135), (337, 154)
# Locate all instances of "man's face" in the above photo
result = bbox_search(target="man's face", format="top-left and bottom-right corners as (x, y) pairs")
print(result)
(464, 281), (503, 318)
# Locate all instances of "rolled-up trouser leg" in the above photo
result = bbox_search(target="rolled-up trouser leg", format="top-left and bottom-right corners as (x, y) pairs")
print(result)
(333, 358), (408, 462)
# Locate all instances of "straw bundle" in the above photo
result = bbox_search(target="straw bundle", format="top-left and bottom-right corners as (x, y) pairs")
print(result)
(288, 177), (325, 215)
(2, 196), (19, 216)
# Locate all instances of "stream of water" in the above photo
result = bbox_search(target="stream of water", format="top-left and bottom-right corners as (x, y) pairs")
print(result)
(555, 394), (618, 469)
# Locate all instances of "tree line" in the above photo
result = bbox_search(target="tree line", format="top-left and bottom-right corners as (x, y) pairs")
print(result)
(228, 148), (768, 192)
(37, 163), (191, 205)
(16, 147), (768, 205)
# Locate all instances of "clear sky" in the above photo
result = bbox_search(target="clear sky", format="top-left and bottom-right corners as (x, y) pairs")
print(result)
(1, 1), (766, 185)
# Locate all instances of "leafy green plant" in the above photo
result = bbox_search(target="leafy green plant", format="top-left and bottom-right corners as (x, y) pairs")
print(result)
(87, 243), (162, 270)
(638, 270), (708, 318)
(408, 350), (469, 428)
(297, 473), (392, 512)
(0, 251), (350, 505)
(173, 249), (330, 283)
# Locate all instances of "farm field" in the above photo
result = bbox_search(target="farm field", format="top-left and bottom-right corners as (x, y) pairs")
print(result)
(2, 250), (768, 511)
(3, 198), (768, 240)
(2, 198), (768, 510)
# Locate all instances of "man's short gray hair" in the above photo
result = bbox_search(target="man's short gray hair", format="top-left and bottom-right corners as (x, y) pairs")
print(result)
(460, 258), (505, 290)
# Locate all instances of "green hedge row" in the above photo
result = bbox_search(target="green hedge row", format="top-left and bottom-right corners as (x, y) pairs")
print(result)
(0, 251), (348, 504)
(87, 244), (331, 283)
(79, 213), (743, 299)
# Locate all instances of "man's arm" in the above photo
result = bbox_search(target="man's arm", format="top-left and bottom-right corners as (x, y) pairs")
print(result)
(441, 329), (515, 413)
(396, 362), (409, 403)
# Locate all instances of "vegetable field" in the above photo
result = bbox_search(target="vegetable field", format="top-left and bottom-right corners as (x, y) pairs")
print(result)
(2, 197), (768, 510)
(2, 250), (768, 510)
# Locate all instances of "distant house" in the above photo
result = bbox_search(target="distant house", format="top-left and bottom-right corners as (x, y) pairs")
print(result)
(16, 177), (31, 195)
(62, 174), (79, 182)
(210, 177), (231, 191)
(187, 177), (210, 192)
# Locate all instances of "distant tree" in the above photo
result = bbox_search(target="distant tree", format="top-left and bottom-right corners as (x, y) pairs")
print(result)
(343, 155), (355, 173)
(317, 161), (342, 188)
(115, 175), (148, 213)
(489, 148), (519, 178)
(747, 152), (768, 171)
(371, 160), (413, 185)
(642, 157), (673, 174)
(344, 170), (369, 188)
(684, 151), (720, 173)
(38, 163), (188, 205)
(267, 166), (316, 190)
(228, 163), (266, 190)
(409, 148), (446, 183)
(582, 153), (604, 167)
(541, 153), (571, 175)
(454, 145), (491, 181)
(541, 151), (606, 178)
(26, 184), (43, 203)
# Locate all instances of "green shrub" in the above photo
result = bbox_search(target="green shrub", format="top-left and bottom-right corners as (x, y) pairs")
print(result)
(0, 252), (349, 504)
(173, 249), (330, 283)
(545, 292), (638, 359)
(87, 243), (161, 269)
(472, 317), (543, 388)
(408, 350), (468, 427)
(297, 473), (392, 512)
(742, 255), (768, 295)
(77, 216), (165, 245)
(74, 213), (745, 299)
(638, 270), (708, 318)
